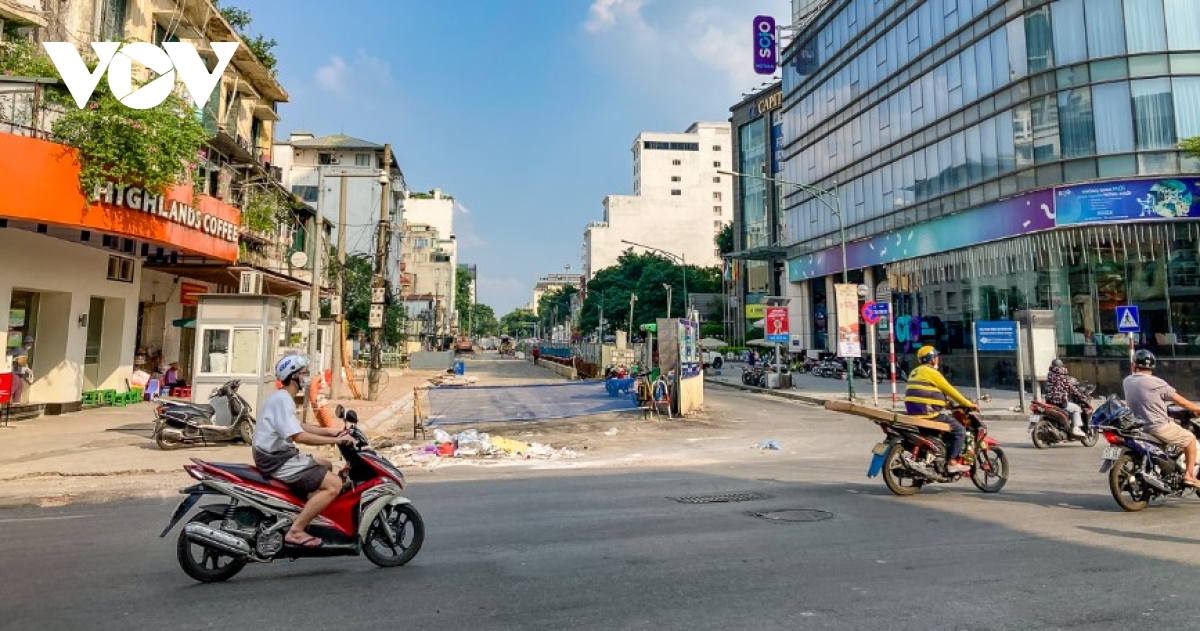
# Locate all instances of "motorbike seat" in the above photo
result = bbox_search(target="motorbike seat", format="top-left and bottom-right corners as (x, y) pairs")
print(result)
(205, 461), (293, 491)
(163, 402), (215, 416)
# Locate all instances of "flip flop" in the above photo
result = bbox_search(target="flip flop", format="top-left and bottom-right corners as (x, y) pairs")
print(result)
(1183, 479), (1200, 489)
(285, 535), (324, 548)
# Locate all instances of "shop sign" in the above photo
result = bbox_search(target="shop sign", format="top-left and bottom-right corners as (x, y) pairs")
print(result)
(745, 304), (766, 319)
(756, 91), (783, 116)
(1055, 178), (1199, 226)
(96, 183), (239, 243)
(180, 282), (208, 306)
(753, 15), (777, 75)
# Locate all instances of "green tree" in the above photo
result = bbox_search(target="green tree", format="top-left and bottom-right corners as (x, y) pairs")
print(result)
(1182, 137), (1200, 158)
(578, 250), (722, 335)
(213, 1), (278, 74)
(537, 286), (578, 334)
(716, 222), (734, 256)
(337, 254), (404, 346)
(469, 303), (499, 336)
(499, 308), (538, 337)
(455, 269), (472, 326)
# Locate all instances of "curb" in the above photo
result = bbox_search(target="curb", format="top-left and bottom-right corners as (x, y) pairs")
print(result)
(704, 378), (1029, 422)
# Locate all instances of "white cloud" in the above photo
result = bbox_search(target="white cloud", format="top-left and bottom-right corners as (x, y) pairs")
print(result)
(313, 50), (396, 97)
(580, 0), (789, 116)
(452, 200), (486, 250)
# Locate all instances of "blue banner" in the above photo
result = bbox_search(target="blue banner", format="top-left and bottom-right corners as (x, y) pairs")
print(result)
(771, 121), (783, 174)
(976, 321), (1018, 352)
(1055, 178), (1199, 225)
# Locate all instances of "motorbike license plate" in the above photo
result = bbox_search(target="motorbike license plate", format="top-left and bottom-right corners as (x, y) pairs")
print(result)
(871, 442), (889, 456)
(1102, 446), (1122, 460)
(1028, 415), (1040, 427)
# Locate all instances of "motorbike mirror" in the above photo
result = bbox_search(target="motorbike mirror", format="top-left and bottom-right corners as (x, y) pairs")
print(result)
(335, 404), (345, 419)
(345, 410), (358, 424)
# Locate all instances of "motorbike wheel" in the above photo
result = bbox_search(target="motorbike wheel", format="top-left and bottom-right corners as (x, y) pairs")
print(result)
(712, 358), (723, 369)
(155, 430), (185, 451)
(970, 447), (1009, 493)
(1030, 420), (1053, 450)
(362, 503), (425, 568)
(176, 513), (247, 583)
(1108, 454), (1150, 512)
(881, 443), (924, 496)
(1080, 428), (1099, 447)
(237, 420), (254, 445)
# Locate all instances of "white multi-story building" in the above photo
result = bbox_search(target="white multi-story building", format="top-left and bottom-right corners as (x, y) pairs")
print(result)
(273, 132), (407, 292)
(401, 189), (456, 326)
(531, 273), (583, 315)
(582, 122), (733, 279)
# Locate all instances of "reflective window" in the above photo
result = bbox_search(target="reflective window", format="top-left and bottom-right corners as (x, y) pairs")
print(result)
(1125, 0), (1168, 54)
(1052, 0), (1087, 65)
(1091, 82), (1135, 154)
(1131, 78), (1177, 150)
(1025, 7), (1054, 73)
(1057, 88), (1095, 159)
(1085, 0), (1126, 58)
(1175, 77), (1200, 138)
(1165, 0), (1200, 50)
(738, 120), (768, 248)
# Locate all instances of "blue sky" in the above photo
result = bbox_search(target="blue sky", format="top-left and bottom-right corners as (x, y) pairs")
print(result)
(235, 0), (787, 315)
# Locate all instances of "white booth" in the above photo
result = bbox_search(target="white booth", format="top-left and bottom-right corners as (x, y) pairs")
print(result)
(191, 294), (284, 413)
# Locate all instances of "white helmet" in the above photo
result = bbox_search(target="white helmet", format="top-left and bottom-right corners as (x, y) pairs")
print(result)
(274, 353), (309, 383)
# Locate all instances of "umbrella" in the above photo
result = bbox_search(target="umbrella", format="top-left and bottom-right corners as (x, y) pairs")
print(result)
(747, 339), (774, 347)
(698, 338), (726, 350)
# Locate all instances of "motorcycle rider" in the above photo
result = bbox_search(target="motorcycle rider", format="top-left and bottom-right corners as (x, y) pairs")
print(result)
(1045, 358), (1088, 438)
(904, 345), (978, 474)
(1123, 349), (1200, 488)
(253, 354), (354, 548)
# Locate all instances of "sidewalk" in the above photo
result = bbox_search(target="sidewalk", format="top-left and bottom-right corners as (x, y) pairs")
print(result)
(705, 362), (1031, 421)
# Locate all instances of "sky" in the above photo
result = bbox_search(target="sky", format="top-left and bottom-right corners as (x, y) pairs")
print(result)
(234, 0), (788, 315)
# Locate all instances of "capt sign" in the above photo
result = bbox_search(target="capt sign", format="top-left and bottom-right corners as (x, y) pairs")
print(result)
(43, 41), (239, 110)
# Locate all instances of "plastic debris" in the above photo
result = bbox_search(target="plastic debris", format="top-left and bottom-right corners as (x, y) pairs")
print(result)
(604, 428), (619, 437)
(757, 439), (781, 451)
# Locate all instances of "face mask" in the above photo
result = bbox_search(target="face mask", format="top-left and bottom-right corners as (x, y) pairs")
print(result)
(299, 376), (311, 393)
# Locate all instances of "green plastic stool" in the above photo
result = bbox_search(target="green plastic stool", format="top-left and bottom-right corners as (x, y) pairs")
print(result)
(81, 391), (101, 406)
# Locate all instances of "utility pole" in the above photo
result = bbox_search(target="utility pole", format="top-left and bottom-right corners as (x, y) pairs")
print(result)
(368, 144), (391, 401)
(627, 293), (637, 342)
(304, 171), (324, 421)
(330, 175), (348, 399)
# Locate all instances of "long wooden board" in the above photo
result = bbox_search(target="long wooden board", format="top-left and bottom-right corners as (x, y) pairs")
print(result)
(823, 400), (952, 433)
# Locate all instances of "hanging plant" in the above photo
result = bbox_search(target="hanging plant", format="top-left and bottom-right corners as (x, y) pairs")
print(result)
(241, 186), (286, 234)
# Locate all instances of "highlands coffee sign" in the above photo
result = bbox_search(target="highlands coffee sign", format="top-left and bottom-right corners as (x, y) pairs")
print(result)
(95, 183), (240, 243)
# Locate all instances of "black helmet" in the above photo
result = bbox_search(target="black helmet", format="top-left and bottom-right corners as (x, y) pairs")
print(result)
(1050, 358), (1064, 370)
(1134, 349), (1156, 370)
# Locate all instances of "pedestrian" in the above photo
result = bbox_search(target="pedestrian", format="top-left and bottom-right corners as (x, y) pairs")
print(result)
(10, 354), (33, 403)
(531, 346), (541, 365)
(748, 350), (757, 367)
(164, 362), (187, 388)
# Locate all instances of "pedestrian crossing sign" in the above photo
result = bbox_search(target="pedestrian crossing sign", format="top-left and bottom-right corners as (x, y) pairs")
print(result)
(1116, 306), (1140, 333)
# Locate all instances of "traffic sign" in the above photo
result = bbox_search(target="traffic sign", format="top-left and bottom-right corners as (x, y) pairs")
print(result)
(765, 306), (789, 342)
(861, 301), (881, 325)
(976, 321), (1019, 352)
(1116, 306), (1140, 333)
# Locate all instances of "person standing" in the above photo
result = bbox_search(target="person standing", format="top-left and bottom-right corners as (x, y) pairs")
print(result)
(10, 354), (33, 403)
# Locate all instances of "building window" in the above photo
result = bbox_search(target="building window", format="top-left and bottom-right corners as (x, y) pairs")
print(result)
(98, 0), (127, 41)
(713, 192), (722, 201)
(355, 154), (371, 167)
(714, 220), (723, 229)
(106, 256), (134, 283)
(713, 145), (722, 151)
(198, 327), (262, 375)
(713, 161), (722, 168)
(672, 159), (682, 166)
(713, 205), (722, 215)
(318, 153), (333, 165)
(713, 176), (721, 183)
(671, 175), (681, 182)
(671, 189), (682, 196)
(642, 141), (700, 151)
(291, 185), (318, 202)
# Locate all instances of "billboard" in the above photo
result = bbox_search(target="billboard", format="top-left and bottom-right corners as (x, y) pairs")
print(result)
(753, 16), (777, 75)
(1055, 178), (1199, 225)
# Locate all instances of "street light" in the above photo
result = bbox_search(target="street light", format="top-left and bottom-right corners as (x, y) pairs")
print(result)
(718, 169), (856, 401)
(620, 239), (689, 318)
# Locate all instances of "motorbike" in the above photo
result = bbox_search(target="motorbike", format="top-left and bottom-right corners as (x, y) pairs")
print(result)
(741, 365), (766, 386)
(867, 401), (1008, 496)
(160, 404), (424, 582)
(1029, 379), (1100, 448)
(1094, 397), (1200, 512)
(152, 379), (255, 450)
(812, 358), (847, 380)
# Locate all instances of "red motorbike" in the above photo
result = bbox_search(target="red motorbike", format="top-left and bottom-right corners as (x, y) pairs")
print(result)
(160, 405), (423, 582)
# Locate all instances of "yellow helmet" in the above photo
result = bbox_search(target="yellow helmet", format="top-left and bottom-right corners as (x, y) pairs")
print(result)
(916, 345), (939, 364)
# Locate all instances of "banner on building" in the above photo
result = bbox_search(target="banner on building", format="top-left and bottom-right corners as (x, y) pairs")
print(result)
(1055, 178), (1199, 225)
(753, 15), (777, 75)
(179, 282), (207, 306)
(834, 283), (861, 358)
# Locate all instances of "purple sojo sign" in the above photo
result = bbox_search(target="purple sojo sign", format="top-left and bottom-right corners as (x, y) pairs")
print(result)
(754, 15), (777, 75)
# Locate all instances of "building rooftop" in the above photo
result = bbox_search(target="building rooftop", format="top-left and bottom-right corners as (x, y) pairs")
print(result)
(286, 133), (384, 150)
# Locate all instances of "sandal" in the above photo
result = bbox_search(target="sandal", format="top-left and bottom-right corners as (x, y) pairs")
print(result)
(285, 534), (324, 548)
(1183, 479), (1200, 489)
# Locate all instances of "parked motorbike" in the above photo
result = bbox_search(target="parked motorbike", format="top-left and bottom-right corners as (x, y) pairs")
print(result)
(160, 405), (424, 582)
(152, 380), (255, 450)
(1094, 397), (1200, 512)
(868, 402), (1008, 496)
(741, 365), (766, 386)
(1029, 379), (1100, 448)
(812, 358), (847, 380)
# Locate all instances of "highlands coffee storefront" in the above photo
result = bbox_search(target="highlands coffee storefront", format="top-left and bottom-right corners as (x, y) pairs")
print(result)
(0, 133), (241, 413)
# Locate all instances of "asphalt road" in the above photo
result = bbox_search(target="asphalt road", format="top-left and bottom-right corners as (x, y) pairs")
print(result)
(3, 388), (1200, 631)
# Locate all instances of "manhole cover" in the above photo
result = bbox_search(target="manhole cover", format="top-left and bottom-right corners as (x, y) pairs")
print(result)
(669, 492), (773, 504)
(750, 509), (836, 523)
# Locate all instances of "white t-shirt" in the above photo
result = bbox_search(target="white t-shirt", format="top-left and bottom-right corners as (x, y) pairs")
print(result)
(254, 389), (304, 453)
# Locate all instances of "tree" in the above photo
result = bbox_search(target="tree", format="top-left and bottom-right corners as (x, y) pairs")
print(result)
(469, 303), (499, 336)
(578, 250), (723, 335)
(455, 269), (472, 329)
(715, 222), (734, 256)
(1183, 137), (1200, 158)
(499, 308), (538, 337)
(337, 254), (404, 346)
(537, 286), (578, 334)
(213, 2), (279, 74)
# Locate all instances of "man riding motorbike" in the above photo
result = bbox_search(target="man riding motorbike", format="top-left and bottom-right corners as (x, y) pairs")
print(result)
(1123, 349), (1200, 488)
(252, 354), (354, 548)
(1045, 358), (1088, 438)
(904, 345), (978, 473)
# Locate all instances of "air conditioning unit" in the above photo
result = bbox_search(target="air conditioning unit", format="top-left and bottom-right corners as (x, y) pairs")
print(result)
(239, 271), (264, 294)
(328, 156), (341, 165)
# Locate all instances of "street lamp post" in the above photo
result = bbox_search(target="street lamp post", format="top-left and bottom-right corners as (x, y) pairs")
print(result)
(718, 169), (855, 401)
(620, 240), (688, 318)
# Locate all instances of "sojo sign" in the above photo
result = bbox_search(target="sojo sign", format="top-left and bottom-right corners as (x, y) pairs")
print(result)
(753, 15), (777, 75)
(43, 42), (238, 110)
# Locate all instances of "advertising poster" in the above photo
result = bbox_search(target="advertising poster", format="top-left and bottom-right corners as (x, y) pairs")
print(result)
(1055, 178), (1199, 225)
(678, 319), (700, 378)
(765, 306), (789, 343)
(834, 283), (861, 358)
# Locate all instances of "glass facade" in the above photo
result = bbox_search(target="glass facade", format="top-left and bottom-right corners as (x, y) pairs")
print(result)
(779, 0), (1200, 362)
(780, 0), (1200, 253)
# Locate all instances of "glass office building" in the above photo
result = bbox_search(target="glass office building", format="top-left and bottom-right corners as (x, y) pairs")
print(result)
(778, 0), (1200, 385)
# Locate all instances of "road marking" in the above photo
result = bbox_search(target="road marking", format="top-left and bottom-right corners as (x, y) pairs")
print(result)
(0, 514), (90, 524)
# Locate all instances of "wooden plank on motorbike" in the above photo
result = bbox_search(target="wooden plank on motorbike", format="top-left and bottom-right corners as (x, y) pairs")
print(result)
(823, 400), (952, 433)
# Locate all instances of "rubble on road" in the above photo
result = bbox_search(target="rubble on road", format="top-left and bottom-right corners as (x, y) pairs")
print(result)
(379, 428), (580, 467)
